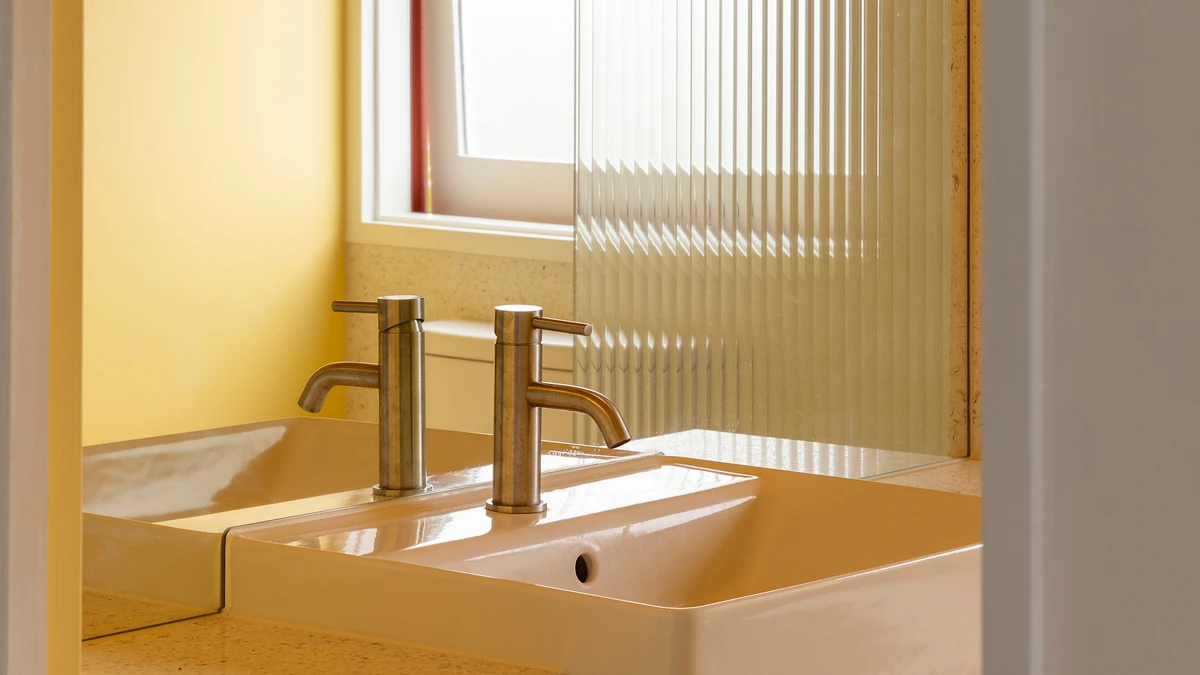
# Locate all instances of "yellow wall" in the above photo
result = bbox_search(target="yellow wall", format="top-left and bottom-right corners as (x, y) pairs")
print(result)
(83, 0), (346, 445)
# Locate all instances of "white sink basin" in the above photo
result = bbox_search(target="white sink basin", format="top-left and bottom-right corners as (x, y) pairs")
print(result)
(82, 417), (625, 638)
(226, 453), (981, 674)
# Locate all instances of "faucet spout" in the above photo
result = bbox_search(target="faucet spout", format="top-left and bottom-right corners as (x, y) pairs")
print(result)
(297, 362), (379, 412)
(526, 382), (631, 448)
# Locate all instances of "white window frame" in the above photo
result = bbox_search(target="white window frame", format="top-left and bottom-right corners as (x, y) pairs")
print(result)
(427, 0), (574, 224)
(348, 0), (574, 263)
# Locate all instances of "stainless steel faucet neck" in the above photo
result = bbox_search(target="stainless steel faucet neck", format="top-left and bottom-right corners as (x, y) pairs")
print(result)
(299, 295), (427, 497)
(487, 305), (631, 515)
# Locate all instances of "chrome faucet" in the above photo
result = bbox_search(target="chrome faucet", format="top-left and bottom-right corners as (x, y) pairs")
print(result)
(486, 304), (631, 514)
(298, 295), (426, 497)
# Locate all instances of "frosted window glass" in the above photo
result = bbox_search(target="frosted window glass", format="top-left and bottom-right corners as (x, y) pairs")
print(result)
(457, 0), (574, 163)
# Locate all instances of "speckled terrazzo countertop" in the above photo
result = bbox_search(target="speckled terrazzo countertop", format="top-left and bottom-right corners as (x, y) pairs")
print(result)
(871, 458), (982, 496)
(82, 614), (556, 675)
(83, 588), (213, 640)
(82, 456), (979, 674)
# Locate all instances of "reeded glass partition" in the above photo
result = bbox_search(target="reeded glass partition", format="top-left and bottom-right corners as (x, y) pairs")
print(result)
(574, 0), (966, 454)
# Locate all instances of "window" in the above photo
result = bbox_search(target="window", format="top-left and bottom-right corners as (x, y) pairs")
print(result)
(455, 0), (574, 163)
(364, 0), (575, 241)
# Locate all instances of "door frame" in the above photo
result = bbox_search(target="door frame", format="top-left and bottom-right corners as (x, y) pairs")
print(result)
(1, 0), (83, 672)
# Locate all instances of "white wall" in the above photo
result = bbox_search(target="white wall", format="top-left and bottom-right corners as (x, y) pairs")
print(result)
(984, 1), (1200, 673)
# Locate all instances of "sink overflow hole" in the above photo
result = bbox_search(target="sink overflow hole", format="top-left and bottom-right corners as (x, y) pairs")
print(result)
(575, 554), (593, 583)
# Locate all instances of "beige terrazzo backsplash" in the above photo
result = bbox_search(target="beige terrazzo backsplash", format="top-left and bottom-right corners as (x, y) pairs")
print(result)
(343, 243), (573, 420)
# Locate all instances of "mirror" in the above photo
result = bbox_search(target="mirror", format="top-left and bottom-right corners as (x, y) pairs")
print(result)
(82, 0), (966, 640)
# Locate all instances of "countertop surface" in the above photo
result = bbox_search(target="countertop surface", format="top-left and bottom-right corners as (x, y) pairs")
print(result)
(83, 588), (209, 641)
(872, 458), (982, 496)
(82, 614), (556, 675)
(82, 456), (980, 674)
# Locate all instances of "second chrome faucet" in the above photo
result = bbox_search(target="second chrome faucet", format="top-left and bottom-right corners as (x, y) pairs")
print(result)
(487, 304), (631, 514)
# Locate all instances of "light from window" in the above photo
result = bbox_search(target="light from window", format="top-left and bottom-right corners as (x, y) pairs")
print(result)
(457, 0), (574, 163)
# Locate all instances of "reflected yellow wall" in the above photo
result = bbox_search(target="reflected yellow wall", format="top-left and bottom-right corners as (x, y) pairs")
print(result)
(83, 0), (345, 445)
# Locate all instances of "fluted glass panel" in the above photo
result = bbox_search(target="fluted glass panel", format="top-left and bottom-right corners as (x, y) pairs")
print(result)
(575, 0), (956, 454)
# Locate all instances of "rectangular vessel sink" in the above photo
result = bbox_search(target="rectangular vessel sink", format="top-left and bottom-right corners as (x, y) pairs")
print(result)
(82, 416), (625, 638)
(226, 453), (982, 674)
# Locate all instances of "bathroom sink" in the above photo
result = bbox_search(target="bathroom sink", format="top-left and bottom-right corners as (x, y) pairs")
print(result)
(226, 453), (982, 674)
(82, 416), (626, 638)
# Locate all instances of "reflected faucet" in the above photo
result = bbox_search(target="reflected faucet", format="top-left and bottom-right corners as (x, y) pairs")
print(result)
(487, 304), (631, 514)
(299, 295), (426, 497)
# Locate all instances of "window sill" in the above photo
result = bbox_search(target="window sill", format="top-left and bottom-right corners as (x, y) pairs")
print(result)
(348, 215), (573, 263)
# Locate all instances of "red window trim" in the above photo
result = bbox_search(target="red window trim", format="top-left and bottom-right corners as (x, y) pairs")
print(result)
(410, 0), (431, 213)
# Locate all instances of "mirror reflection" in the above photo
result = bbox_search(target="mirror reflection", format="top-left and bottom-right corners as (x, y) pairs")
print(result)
(81, 0), (967, 643)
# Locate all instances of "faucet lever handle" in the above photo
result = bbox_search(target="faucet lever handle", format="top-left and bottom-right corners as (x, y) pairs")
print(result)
(531, 316), (593, 337)
(332, 300), (378, 314)
(336, 296), (424, 331)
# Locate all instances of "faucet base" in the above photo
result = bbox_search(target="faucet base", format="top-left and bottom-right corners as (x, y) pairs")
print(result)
(373, 484), (429, 499)
(484, 499), (547, 515)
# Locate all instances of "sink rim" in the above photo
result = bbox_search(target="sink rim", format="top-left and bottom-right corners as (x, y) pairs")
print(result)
(229, 454), (982, 612)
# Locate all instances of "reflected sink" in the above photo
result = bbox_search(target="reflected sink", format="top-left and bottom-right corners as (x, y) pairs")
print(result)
(226, 453), (982, 674)
(82, 416), (626, 638)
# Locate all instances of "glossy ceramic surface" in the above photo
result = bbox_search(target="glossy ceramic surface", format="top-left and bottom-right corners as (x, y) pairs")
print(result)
(82, 417), (626, 639)
(624, 428), (953, 478)
(227, 453), (982, 674)
(85, 417), (490, 521)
